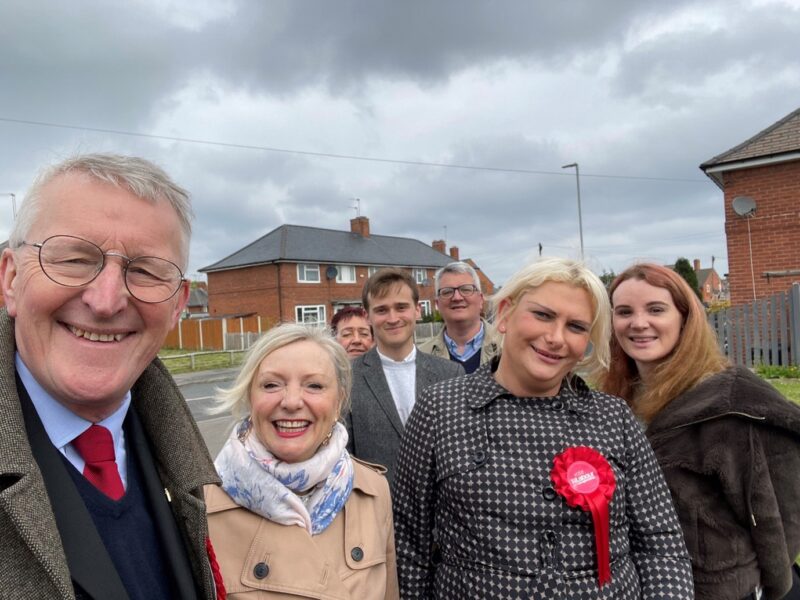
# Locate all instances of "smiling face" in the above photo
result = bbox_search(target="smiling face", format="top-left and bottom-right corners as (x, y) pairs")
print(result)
(334, 315), (374, 358)
(0, 172), (189, 421)
(494, 281), (593, 397)
(611, 278), (683, 379)
(435, 272), (484, 330)
(249, 340), (341, 463)
(367, 282), (421, 360)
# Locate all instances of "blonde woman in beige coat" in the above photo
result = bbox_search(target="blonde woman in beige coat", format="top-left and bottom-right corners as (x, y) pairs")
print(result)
(206, 323), (398, 599)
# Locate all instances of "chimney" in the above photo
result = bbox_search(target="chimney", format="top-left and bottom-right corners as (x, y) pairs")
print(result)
(449, 246), (460, 261)
(350, 216), (370, 237)
(432, 240), (446, 254)
(693, 258), (701, 271)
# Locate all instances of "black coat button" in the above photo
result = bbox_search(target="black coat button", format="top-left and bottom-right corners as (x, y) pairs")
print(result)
(351, 547), (364, 562)
(472, 450), (486, 465)
(542, 486), (557, 501)
(253, 562), (269, 579)
(551, 399), (564, 411)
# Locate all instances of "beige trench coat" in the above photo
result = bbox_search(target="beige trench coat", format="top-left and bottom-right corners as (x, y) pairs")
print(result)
(206, 459), (398, 600)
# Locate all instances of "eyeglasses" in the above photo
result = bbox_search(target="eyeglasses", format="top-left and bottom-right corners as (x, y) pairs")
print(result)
(19, 235), (185, 304)
(438, 284), (479, 299)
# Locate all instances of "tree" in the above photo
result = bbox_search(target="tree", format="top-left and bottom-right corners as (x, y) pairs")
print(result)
(599, 269), (617, 289)
(673, 258), (701, 299)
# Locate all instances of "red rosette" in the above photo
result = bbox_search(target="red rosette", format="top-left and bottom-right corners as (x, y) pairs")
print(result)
(551, 446), (616, 587)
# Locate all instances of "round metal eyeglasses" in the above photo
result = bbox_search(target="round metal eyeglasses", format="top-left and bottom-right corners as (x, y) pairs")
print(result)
(437, 284), (479, 299)
(20, 235), (186, 304)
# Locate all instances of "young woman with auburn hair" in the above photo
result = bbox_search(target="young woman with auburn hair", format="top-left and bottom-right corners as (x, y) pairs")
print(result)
(599, 263), (800, 600)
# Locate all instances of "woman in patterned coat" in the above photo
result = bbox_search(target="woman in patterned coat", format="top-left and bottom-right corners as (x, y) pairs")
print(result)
(392, 257), (693, 599)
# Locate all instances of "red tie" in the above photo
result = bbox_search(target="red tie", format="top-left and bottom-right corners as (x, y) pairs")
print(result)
(72, 424), (125, 500)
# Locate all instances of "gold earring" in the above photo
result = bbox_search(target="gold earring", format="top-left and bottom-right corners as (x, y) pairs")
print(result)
(321, 428), (334, 446)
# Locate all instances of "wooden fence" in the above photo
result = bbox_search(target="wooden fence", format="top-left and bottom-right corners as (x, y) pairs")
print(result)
(163, 315), (265, 351)
(707, 283), (800, 367)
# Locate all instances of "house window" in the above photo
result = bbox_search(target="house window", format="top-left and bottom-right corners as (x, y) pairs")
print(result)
(297, 263), (320, 283)
(419, 300), (432, 318)
(295, 305), (326, 325)
(336, 265), (356, 284)
(414, 268), (426, 284)
(368, 266), (380, 277)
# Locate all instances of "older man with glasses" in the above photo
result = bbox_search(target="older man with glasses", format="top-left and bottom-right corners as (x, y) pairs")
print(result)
(0, 154), (223, 599)
(418, 261), (500, 374)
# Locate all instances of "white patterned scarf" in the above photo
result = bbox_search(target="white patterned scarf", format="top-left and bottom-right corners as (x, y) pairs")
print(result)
(215, 419), (354, 535)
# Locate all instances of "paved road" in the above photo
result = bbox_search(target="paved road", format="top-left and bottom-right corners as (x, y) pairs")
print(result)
(174, 368), (238, 459)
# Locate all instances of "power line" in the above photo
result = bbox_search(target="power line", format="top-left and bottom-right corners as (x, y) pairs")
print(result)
(0, 116), (709, 184)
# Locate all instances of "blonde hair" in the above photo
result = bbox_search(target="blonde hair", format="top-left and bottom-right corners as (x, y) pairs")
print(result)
(597, 263), (729, 422)
(214, 323), (353, 420)
(489, 256), (611, 372)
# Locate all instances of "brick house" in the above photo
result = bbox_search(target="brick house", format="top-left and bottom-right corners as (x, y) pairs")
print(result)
(700, 107), (800, 306)
(692, 258), (725, 304)
(200, 217), (489, 326)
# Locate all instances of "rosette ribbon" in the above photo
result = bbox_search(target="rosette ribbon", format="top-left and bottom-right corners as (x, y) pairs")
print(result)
(550, 446), (616, 586)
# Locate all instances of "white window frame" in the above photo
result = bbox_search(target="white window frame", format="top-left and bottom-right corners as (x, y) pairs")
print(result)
(367, 266), (380, 277)
(419, 300), (432, 318)
(295, 304), (326, 325)
(336, 265), (357, 284)
(414, 268), (426, 284)
(297, 263), (320, 283)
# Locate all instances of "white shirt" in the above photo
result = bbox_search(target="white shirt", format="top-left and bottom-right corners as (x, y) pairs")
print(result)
(16, 353), (131, 488)
(377, 346), (417, 425)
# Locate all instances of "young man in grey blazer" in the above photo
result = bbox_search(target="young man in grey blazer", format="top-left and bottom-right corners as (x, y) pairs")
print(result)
(344, 268), (463, 482)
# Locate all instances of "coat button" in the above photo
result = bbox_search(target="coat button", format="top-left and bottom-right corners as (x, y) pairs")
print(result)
(542, 486), (557, 501)
(551, 399), (564, 411)
(351, 547), (364, 562)
(253, 562), (269, 579)
(472, 450), (486, 465)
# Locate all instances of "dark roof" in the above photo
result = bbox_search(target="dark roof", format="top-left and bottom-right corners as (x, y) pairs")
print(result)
(701, 106), (800, 169)
(188, 287), (208, 307)
(200, 224), (452, 273)
(696, 268), (715, 288)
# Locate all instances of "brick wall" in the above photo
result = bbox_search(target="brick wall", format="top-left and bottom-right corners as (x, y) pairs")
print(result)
(722, 160), (800, 306)
(207, 262), (439, 324)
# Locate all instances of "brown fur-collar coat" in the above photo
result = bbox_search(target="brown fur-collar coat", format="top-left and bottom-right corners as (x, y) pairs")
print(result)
(646, 366), (800, 600)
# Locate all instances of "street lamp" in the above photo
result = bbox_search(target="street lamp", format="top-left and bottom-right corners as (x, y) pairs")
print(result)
(561, 163), (584, 260)
(2, 193), (15, 219)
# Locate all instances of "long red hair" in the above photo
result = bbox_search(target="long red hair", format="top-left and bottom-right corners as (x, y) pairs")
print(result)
(597, 263), (728, 422)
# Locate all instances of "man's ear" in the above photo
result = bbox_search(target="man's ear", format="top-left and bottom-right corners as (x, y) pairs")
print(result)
(170, 280), (191, 326)
(0, 249), (19, 317)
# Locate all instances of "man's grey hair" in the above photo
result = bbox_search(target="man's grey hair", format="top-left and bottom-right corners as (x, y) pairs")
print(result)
(434, 261), (481, 295)
(9, 153), (193, 267)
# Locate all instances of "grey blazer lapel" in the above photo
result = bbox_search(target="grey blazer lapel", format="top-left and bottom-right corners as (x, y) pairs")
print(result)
(415, 351), (443, 396)
(362, 350), (405, 436)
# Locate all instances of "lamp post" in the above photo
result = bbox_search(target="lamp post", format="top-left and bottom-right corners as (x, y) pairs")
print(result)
(2, 193), (15, 219)
(561, 163), (584, 260)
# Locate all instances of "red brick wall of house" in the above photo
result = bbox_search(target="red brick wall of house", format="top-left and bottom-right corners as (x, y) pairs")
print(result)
(207, 263), (439, 325)
(722, 160), (800, 306)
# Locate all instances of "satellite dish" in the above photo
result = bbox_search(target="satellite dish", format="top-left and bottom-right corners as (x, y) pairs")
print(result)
(326, 266), (339, 279)
(732, 196), (757, 217)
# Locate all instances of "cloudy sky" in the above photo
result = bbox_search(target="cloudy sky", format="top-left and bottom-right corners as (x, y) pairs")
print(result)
(2, 0), (799, 287)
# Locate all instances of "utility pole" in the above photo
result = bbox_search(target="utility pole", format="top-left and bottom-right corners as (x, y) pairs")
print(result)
(561, 163), (584, 260)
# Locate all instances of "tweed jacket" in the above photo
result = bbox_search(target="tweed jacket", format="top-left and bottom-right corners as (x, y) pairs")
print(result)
(393, 362), (694, 599)
(0, 309), (221, 600)
(206, 459), (399, 599)
(344, 347), (463, 483)
(646, 366), (800, 600)
(417, 318), (500, 367)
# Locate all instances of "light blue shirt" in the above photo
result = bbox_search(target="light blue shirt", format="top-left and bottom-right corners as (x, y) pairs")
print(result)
(444, 322), (485, 362)
(16, 353), (131, 488)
